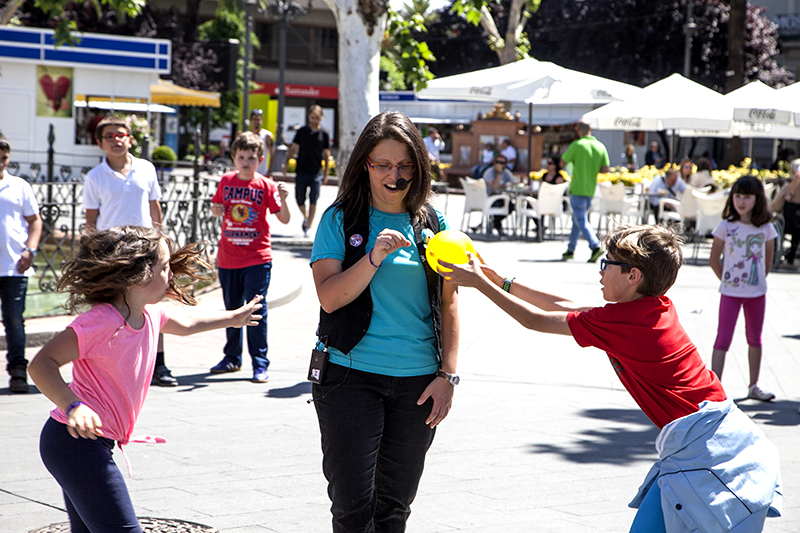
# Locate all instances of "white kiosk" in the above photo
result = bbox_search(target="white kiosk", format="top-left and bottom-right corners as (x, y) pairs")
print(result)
(0, 26), (172, 172)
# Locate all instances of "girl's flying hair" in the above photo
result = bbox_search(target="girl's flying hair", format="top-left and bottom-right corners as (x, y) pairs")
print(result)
(59, 226), (211, 312)
(722, 176), (772, 227)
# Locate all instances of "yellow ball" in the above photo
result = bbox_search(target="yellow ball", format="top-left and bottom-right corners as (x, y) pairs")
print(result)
(426, 230), (476, 272)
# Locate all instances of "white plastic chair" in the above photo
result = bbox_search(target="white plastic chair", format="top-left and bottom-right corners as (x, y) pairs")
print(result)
(658, 185), (711, 228)
(596, 182), (639, 233)
(459, 177), (512, 234)
(520, 181), (571, 241)
(691, 190), (729, 262)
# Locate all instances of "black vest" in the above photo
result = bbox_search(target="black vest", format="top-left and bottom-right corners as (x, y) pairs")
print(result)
(317, 204), (443, 362)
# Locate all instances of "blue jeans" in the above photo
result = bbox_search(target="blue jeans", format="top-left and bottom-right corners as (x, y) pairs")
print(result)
(40, 418), (142, 533)
(218, 262), (271, 370)
(630, 479), (666, 533)
(1, 276), (28, 371)
(313, 363), (437, 532)
(568, 195), (600, 252)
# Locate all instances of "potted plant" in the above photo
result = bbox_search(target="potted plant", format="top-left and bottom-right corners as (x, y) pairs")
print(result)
(152, 145), (177, 173)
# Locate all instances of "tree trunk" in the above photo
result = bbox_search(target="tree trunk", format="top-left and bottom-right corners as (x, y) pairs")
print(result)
(722, 0), (746, 167)
(0, 0), (25, 25)
(323, 0), (387, 173)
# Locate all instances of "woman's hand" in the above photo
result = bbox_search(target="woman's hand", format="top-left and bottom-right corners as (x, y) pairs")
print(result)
(67, 404), (104, 440)
(371, 229), (411, 264)
(417, 376), (454, 428)
(230, 295), (264, 328)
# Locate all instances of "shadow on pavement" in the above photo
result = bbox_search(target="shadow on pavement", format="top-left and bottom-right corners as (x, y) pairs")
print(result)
(735, 399), (800, 427)
(267, 381), (312, 399)
(528, 407), (659, 465)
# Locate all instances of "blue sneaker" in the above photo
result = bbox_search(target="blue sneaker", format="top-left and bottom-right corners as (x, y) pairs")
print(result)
(210, 359), (241, 373)
(252, 368), (269, 383)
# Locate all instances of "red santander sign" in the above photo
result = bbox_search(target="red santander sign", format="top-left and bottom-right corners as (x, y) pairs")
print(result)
(251, 82), (338, 100)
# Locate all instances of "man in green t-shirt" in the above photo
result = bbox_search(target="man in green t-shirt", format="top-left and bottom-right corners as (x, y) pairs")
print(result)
(560, 121), (609, 263)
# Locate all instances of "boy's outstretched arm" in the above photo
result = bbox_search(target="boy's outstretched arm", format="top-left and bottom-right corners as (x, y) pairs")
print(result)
(440, 255), (573, 336)
(441, 254), (593, 313)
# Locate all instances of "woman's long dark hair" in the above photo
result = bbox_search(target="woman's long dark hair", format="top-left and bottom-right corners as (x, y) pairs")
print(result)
(331, 112), (433, 233)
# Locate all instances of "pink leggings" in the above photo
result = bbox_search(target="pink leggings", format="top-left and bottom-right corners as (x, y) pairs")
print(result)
(713, 294), (766, 351)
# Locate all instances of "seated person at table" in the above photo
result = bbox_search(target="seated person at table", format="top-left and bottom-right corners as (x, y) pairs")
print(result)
(648, 169), (686, 218)
(619, 144), (639, 171)
(542, 155), (567, 184)
(480, 156), (515, 236)
(472, 142), (495, 179)
(678, 158), (693, 184)
(689, 157), (717, 191)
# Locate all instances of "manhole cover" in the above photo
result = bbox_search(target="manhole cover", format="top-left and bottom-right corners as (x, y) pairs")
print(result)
(30, 517), (217, 533)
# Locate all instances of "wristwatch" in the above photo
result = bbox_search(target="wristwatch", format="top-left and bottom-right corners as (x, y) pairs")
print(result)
(436, 370), (460, 386)
(23, 247), (37, 257)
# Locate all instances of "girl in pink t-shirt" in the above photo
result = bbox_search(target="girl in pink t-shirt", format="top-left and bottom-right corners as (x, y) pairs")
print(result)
(709, 176), (778, 402)
(29, 226), (262, 533)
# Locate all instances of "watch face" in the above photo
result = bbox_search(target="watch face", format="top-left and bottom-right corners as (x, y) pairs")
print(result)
(450, 375), (460, 386)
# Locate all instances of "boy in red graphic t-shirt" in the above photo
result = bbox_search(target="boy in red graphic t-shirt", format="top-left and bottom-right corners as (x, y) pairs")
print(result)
(210, 131), (290, 383)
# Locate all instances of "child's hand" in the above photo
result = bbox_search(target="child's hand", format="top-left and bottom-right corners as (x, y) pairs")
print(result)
(277, 182), (289, 200)
(67, 404), (104, 440)
(210, 203), (224, 217)
(438, 252), (489, 288)
(231, 295), (264, 328)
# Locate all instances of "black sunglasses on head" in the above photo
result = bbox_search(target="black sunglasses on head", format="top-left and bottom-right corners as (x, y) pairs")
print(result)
(250, 109), (263, 116)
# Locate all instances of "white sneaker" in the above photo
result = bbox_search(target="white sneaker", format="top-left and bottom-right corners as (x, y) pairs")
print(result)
(747, 384), (775, 402)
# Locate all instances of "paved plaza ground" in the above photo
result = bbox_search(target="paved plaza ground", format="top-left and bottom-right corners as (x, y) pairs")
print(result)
(2, 183), (799, 532)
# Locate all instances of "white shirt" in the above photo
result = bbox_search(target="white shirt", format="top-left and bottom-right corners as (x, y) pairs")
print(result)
(0, 171), (40, 277)
(255, 128), (272, 176)
(83, 155), (162, 231)
(424, 135), (444, 161)
(712, 219), (778, 298)
(501, 144), (517, 170)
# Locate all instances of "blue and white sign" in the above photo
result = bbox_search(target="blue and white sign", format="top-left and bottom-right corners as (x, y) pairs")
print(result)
(0, 26), (170, 73)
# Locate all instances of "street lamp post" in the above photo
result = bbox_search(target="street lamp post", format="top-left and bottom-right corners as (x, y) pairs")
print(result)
(265, 0), (312, 151)
(683, 0), (697, 78)
(242, 0), (258, 132)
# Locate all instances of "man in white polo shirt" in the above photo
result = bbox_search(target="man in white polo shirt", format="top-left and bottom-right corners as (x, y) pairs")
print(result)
(83, 116), (175, 387)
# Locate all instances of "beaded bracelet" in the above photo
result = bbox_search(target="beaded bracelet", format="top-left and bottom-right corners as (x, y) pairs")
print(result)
(368, 248), (382, 268)
(502, 277), (515, 292)
(65, 401), (83, 416)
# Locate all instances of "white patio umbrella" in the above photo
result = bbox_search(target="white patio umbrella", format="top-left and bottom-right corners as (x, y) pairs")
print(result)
(582, 73), (733, 133)
(416, 57), (641, 105)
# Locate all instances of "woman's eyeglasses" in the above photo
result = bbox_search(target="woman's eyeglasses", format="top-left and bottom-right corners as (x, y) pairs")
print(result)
(600, 258), (634, 271)
(366, 158), (415, 177)
(547, 160), (555, 165)
(102, 133), (130, 141)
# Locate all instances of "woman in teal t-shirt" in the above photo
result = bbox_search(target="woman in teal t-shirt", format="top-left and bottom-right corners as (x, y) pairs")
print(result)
(310, 111), (460, 532)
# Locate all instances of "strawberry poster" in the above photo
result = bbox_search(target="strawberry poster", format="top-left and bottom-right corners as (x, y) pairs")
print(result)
(36, 65), (73, 118)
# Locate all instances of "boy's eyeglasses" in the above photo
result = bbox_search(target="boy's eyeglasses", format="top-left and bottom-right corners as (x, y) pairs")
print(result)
(600, 258), (634, 271)
(366, 158), (415, 177)
(102, 133), (130, 141)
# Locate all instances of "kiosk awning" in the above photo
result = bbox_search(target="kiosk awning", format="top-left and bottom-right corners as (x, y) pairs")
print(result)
(150, 79), (221, 107)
